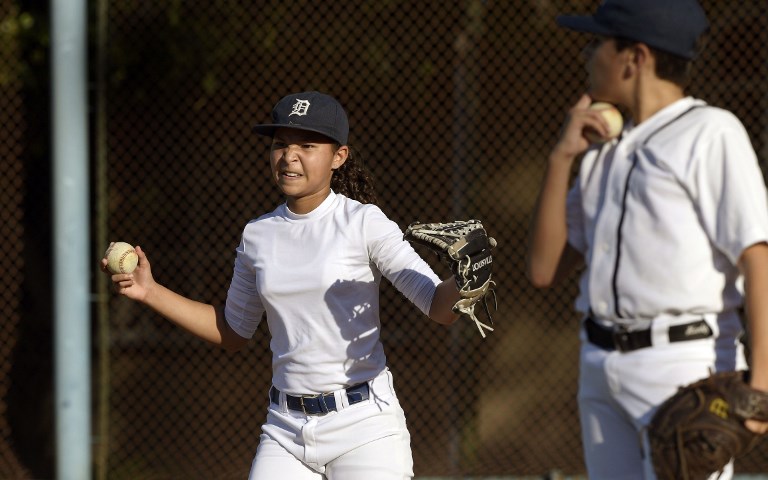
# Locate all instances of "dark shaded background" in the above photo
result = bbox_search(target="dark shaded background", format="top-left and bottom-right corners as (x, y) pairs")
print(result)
(1, 1), (767, 478)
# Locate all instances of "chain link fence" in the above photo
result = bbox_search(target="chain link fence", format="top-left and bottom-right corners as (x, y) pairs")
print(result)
(2, 1), (767, 478)
(0, 1), (29, 477)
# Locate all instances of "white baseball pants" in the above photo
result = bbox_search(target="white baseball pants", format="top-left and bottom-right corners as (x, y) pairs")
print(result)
(248, 368), (413, 480)
(577, 313), (746, 480)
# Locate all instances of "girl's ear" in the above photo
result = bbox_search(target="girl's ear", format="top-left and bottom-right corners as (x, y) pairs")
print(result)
(332, 145), (349, 170)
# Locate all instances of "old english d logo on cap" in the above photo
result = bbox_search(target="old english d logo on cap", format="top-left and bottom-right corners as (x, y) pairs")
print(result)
(289, 99), (310, 117)
(252, 91), (350, 145)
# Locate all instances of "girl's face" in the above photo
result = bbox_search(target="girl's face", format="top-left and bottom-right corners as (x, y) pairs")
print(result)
(582, 36), (628, 104)
(270, 127), (347, 214)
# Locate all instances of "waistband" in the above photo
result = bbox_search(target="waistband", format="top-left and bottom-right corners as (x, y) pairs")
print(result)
(585, 316), (713, 352)
(270, 382), (370, 416)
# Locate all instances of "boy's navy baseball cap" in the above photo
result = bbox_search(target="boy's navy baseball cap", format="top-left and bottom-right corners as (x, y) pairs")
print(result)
(253, 91), (349, 145)
(556, 0), (709, 59)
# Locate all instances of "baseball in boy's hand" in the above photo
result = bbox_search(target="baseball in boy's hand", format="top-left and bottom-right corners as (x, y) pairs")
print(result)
(585, 102), (623, 143)
(104, 242), (139, 274)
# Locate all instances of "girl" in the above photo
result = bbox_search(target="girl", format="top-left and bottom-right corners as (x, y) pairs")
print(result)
(103, 91), (465, 479)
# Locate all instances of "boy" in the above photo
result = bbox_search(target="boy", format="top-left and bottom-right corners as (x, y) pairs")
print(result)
(526, 0), (768, 478)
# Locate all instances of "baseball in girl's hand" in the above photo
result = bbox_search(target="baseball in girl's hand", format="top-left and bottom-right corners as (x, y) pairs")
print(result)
(104, 242), (139, 274)
(585, 102), (623, 143)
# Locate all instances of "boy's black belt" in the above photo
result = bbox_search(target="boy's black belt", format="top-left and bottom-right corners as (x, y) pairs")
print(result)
(269, 383), (370, 415)
(585, 316), (713, 352)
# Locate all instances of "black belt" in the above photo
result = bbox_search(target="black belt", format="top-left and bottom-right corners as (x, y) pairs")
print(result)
(585, 316), (713, 352)
(269, 383), (370, 415)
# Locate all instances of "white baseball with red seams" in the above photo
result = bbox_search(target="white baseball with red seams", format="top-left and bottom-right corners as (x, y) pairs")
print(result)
(585, 102), (623, 143)
(105, 242), (138, 274)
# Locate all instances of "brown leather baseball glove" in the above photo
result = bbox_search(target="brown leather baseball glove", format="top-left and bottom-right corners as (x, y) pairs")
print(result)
(647, 370), (768, 480)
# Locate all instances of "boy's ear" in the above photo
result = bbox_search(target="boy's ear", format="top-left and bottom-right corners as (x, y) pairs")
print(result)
(623, 43), (652, 79)
(633, 43), (655, 70)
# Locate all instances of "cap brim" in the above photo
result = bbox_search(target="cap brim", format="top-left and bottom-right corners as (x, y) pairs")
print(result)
(252, 124), (278, 137)
(556, 15), (614, 36)
(252, 124), (343, 144)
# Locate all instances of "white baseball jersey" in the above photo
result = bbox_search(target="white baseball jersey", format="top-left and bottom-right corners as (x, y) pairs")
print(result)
(567, 97), (768, 479)
(567, 97), (768, 326)
(224, 191), (440, 394)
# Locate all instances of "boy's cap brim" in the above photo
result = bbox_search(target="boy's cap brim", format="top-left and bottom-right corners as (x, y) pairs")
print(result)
(555, 0), (709, 60)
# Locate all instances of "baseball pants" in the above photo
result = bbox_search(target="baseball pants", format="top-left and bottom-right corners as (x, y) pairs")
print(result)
(248, 368), (414, 480)
(577, 312), (746, 480)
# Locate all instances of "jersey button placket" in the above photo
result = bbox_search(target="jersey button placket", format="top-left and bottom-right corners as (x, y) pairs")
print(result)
(590, 142), (632, 320)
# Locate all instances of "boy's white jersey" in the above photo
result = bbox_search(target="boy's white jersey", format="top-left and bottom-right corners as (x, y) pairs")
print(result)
(567, 97), (768, 323)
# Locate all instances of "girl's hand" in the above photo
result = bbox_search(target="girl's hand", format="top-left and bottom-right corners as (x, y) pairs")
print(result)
(100, 245), (156, 302)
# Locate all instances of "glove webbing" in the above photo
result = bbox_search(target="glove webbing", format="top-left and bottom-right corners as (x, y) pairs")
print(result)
(407, 227), (477, 261)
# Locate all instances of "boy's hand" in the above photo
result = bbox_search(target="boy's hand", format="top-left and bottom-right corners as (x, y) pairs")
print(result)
(553, 94), (618, 159)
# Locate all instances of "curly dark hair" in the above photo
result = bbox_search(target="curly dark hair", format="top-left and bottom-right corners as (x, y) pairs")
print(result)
(331, 144), (377, 205)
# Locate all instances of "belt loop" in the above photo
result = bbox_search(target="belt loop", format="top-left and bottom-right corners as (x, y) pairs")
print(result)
(280, 389), (288, 413)
(270, 386), (288, 413)
(381, 367), (395, 397)
(651, 317), (671, 347)
(704, 312), (720, 338)
(337, 388), (350, 409)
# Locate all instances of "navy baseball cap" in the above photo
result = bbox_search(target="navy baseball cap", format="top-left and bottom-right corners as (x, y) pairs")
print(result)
(253, 91), (349, 145)
(556, 0), (709, 59)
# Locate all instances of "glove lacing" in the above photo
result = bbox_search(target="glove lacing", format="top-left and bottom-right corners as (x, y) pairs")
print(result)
(454, 254), (496, 338)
